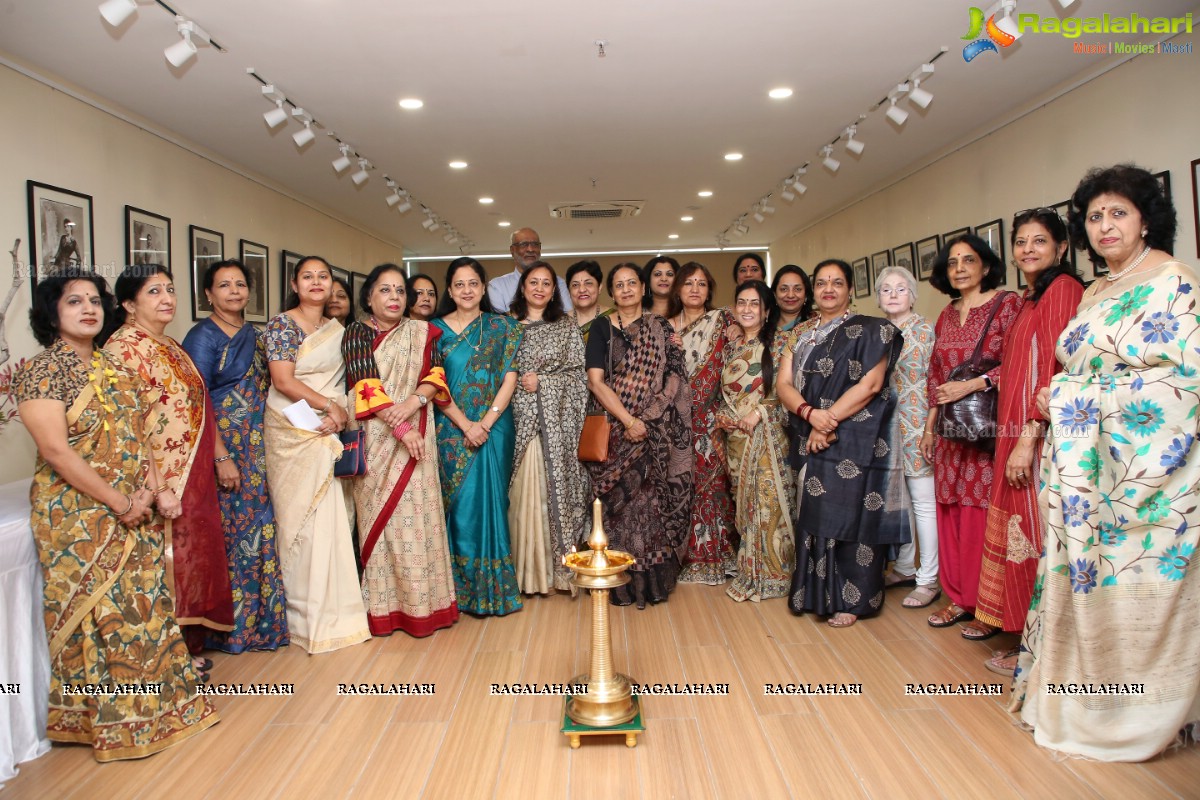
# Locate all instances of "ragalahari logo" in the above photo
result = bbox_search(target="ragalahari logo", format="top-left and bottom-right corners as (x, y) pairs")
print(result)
(962, 6), (1017, 62)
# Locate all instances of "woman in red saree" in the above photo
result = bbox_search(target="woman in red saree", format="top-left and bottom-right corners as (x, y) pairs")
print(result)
(343, 264), (458, 637)
(104, 265), (233, 665)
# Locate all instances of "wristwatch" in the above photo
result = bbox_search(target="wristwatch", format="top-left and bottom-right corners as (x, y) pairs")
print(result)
(491, 405), (501, 414)
(416, 395), (428, 407)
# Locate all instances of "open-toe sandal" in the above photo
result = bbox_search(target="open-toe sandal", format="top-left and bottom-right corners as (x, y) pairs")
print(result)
(927, 604), (972, 628)
(985, 646), (1020, 677)
(827, 612), (858, 628)
(960, 620), (1000, 641)
(902, 585), (942, 608)
(884, 571), (916, 588)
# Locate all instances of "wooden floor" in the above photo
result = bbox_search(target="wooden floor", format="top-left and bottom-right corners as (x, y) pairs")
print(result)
(5, 582), (1198, 799)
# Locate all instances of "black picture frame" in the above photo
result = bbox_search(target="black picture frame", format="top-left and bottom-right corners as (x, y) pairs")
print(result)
(280, 250), (303, 313)
(351, 271), (369, 320)
(974, 219), (1006, 285)
(125, 206), (171, 272)
(870, 250), (890, 287)
(891, 242), (915, 277)
(27, 181), (95, 293)
(1049, 200), (1082, 273)
(1192, 158), (1200, 259)
(915, 235), (940, 282)
(942, 226), (970, 245)
(240, 239), (269, 323)
(189, 225), (224, 320)
(851, 257), (870, 298)
(1154, 169), (1171, 201)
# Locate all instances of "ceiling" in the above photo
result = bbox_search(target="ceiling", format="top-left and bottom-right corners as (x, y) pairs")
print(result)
(1, 0), (1195, 257)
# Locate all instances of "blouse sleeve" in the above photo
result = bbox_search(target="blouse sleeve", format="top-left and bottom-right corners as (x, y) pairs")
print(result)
(986, 292), (1024, 385)
(341, 321), (395, 419)
(265, 315), (301, 363)
(585, 316), (613, 372)
(181, 322), (219, 389)
(13, 350), (83, 404)
(1025, 276), (1084, 423)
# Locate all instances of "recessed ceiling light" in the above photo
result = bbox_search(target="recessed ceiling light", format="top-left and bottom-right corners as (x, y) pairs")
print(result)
(724, 152), (743, 161)
(449, 160), (468, 169)
(668, 234), (679, 239)
(698, 190), (713, 198)
(479, 197), (494, 204)
(680, 216), (693, 222)
(498, 221), (511, 227)
(768, 87), (793, 99)
(398, 98), (424, 110)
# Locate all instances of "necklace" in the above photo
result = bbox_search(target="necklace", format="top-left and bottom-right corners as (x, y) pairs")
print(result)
(1105, 244), (1152, 282)
(210, 308), (244, 331)
(616, 310), (642, 330)
(130, 320), (167, 342)
(370, 315), (399, 334)
(675, 309), (704, 332)
(453, 313), (484, 351)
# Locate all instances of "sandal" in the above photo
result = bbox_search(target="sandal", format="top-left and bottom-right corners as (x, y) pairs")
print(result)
(985, 646), (1020, 677)
(927, 604), (972, 628)
(961, 620), (1000, 641)
(884, 570), (916, 588)
(827, 612), (858, 628)
(193, 657), (214, 672)
(902, 585), (942, 608)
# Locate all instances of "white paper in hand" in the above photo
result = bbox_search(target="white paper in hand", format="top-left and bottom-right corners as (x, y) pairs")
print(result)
(282, 399), (323, 431)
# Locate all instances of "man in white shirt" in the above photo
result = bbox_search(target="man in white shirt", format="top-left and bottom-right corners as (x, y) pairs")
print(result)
(486, 227), (572, 313)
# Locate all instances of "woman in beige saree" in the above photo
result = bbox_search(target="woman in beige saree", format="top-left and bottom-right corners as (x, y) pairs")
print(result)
(343, 264), (459, 637)
(265, 256), (369, 653)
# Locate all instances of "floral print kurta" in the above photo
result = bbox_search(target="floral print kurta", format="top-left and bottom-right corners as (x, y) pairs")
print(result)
(1013, 261), (1200, 761)
(892, 313), (935, 478)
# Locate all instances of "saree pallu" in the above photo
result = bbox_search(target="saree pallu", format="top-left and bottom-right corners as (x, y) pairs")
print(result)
(721, 334), (795, 601)
(509, 317), (590, 593)
(18, 344), (217, 761)
(432, 314), (523, 616)
(787, 315), (908, 618)
(585, 314), (694, 606)
(573, 307), (612, 345)
(104, 325), (233, 646)
(1012, 262), (1200, 761)
(265, 319), (370, 653)
(677, 309), (737, 584)
(182, 319), (288, 652)
(344, 319), (459, 637)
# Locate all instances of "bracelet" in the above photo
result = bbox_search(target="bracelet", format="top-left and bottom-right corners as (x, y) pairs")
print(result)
(624, 417), (638, 430)
(801, 407), (814, 422)
(214, 454), (234, 464)
(394, 421), (413, 438)
(796, 402), (810, 416)
(152, 484), (169, 497)
(114, 494), (134, 516)
(322, 397), (334, 413)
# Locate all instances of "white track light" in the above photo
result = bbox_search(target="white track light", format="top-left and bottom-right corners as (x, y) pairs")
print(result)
(291, 109), (314, 146)
(793, 179), (808, 194)
(821, 145), (840, 173)
(909, 80), (933, 109)
(844, 126), (865, 155)
(395, 199), (412, 214)
(99, 0), (137, 27)
(331, 144), (352, 174)
(753, 211), (765, 224)
(263, 101), (288, 129)
(781, 188), (796, 201)
(422, 217), (438, 231)
(350, 159), (371, 186)
(886, 98), (909, 126)
(994, 1), (1022, 40)
(164, 20), (198, 67)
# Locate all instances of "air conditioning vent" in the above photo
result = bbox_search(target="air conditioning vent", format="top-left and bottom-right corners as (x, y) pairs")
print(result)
(549, 201), (644, 220)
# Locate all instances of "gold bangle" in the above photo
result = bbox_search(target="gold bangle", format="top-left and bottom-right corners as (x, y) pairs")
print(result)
(152, 485), (169, 497)
(624, 417), (638, 430)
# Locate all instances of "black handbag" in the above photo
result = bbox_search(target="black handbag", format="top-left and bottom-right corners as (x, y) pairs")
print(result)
(334, 429), (368, 478)
(937, 294), (1008, 451)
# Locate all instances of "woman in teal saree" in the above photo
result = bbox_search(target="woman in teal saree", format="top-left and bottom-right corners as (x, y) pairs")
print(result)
(430, 257), (524, 616)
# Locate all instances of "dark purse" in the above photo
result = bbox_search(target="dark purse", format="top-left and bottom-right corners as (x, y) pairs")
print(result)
(334, 429), (368, 478)
(578, 323), (614, 463)
(937, 294), (1007, 451)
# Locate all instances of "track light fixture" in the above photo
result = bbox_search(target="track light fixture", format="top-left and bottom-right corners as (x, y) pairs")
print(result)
(262, 84), (289, 128)
(331, 144), (352, 174)
(164, 17), (201, 67)
(886, 97), (909, 126)
(350, 159), (371, 186)
(753, 211), (765, 224)
(421, 216), (438, 231)
(909, 80), (933, 109)
(760, 200), (775, 215)
(291, 109), (315, 147)
(821, 145), (840, 173)
(993, 0), (1022, 41)
(844, 125), (865, 155)
(99, 0), (138, 27)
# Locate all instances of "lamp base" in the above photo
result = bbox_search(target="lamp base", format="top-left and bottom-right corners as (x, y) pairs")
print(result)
(561, 695), (644, 748)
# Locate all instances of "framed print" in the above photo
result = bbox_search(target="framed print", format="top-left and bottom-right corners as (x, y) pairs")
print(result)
(851, 257), (870, 298)
(330, 265), (351, 287)
(280, 250), (303, 312)
(125, 206), (170, 270)
(1153, 169), (1171, 200)
(974, 219), (1006, 284)
(870, 250), (890, 286)
(891, 242), (915, 276)
(189, 226), (224, 320)
(27, 181), (94, 291)
(351, 271), (369, 320)
(240, 239), (269, 323)
(1192, 158), (1200, 258)
(916, 235), (939, 282)
(942, 226), (969, 246)
(1050, 199), (1081, 272)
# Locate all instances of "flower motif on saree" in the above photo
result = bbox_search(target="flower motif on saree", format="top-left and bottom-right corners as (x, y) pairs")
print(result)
(1068, 558), (1097, 593)
(1120, 399), (1165, 437)
(1059, 396), (1099, 434)
(1155, 543), (1193, 581)
(1103, 284), (1153, 326)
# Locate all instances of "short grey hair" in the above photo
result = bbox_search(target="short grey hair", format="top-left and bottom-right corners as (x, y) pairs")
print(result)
(875, 266), (918, 310)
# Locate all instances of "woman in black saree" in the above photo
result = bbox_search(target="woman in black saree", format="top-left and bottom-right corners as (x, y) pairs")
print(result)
(776, 259), (909, 628)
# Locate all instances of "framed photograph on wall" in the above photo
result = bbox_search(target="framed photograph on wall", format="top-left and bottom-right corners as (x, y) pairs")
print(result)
(351, 271), (369, 320)
(1153, 169), (1171, 200)
(891, 242), (915, 276)
(26, 181), (94, 291)
(125, 206), (170, 271)
(974, 218), (1006, 284)
(851, 257), (870, 298)
(330, 265), (351, 291)
(1050, 199), (1082, 273)
(870, 250), (890, 285)
(189, 225), (224, 320)
(240, 239), (269, 323)
(279, 250), (303, 312)
(942, 226), (969, 245)
(916, 235), (939, 282)
(1192, 158), (1200, 258)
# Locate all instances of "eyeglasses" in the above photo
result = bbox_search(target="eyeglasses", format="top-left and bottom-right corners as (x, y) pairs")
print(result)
(513, 241), (541, 249)
(879, 286), (909, 296)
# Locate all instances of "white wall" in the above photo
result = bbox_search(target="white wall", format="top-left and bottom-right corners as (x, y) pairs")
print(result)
(770, 50), (1200, 321)
(0, 60), (406, 485)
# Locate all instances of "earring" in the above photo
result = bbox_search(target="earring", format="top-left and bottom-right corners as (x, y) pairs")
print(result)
(1142, 230), (1148, 237)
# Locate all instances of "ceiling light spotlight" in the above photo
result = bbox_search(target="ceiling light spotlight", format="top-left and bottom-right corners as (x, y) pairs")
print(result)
(886, 97), (909, 126)
(479, 197), (494, 204)
(753, 211), (765, 224)
(668, 234), (679, 239)
(724, 152), (743, 161)
(760, 200), (776, 214)
(398, 98), (424, 110)
(350, 159), (371, 185)
(99, 0), (138, 28)
(395, 198), (412, 214)
(1056, 0), (1078, 7)
(263, 101), (288, 129)
(164, 17), (200, 68)
(768, 87), (793, 99)
(498, 221), (511, 227)
(680, 216), (693, 222)
(736, 223), (749, 235)
(331, 144), (352, 174)
(993, 0), (1022, 41)
(781, 188), (796, 201)
(909, 80), (933, 109)
(384, 180), (402, 207)
(698, 190), (713, 198)
(821, 145), (840, 173)
(448, 160), (468, 169)
(844, 125), (865, 155)
(793, 179), (808, 195)
(422, 217), (438, 231)
(290, 109), (315, 147)
(444, 232), (456, 243)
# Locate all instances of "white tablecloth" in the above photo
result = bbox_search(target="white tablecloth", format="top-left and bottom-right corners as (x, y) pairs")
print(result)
(0, 478), (50, 788)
